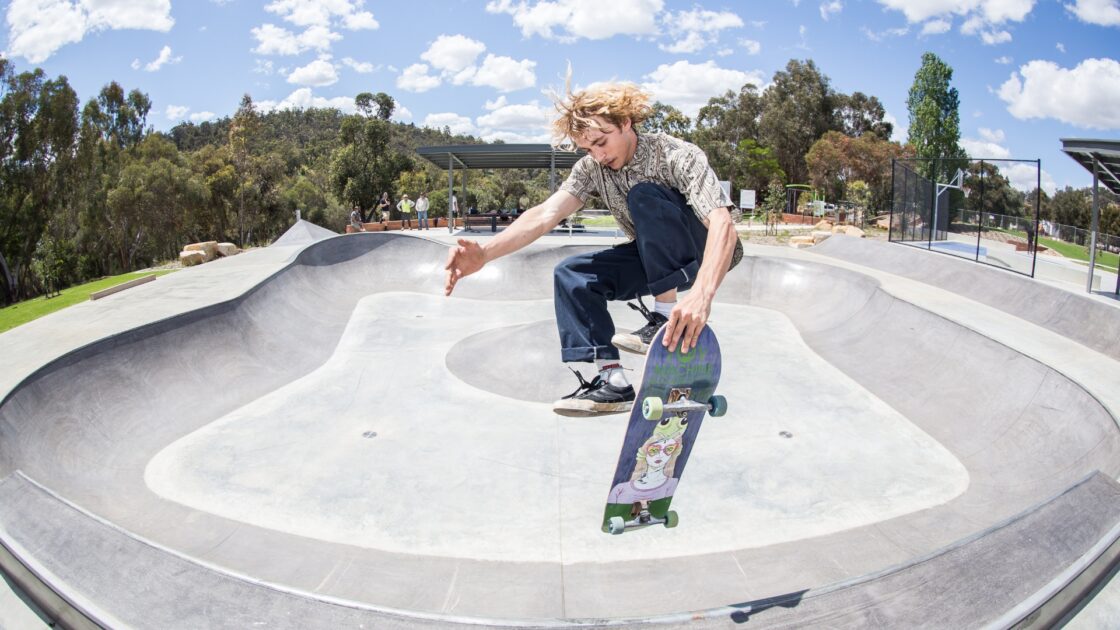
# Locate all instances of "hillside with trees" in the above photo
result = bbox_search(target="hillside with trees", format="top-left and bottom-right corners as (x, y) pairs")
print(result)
(2, 53), (1114, 307)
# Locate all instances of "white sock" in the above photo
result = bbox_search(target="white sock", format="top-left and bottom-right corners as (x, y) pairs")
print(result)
(595, 359), (631, 387)
(654, 300), (675, 318)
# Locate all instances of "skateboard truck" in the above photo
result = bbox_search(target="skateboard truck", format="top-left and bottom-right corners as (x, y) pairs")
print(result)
(607, 500), (679, 535)
(642, 394), (727, 420)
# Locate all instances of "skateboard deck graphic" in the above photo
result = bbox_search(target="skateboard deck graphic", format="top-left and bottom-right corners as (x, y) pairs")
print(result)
(602, 324), (724, 534)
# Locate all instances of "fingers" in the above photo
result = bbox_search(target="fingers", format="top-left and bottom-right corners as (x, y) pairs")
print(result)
(662, 305), (706, 352)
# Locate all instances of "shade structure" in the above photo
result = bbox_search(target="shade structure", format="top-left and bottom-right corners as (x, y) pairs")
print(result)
(415, 144), (585, 170)
(1061, 138), (1120, 294)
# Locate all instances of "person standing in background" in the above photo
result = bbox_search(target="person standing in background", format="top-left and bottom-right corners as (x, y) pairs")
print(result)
(377, 192), (391, 223)
(416, 192), (431, 230)
(397, 194), (415, 230)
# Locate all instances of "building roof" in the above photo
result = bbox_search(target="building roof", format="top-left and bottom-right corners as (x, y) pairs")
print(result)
(1061, 138), (1120, 196)
(415, 144), (585, 170)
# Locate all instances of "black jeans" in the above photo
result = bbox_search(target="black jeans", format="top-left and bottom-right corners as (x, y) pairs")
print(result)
(553, 183), (709, 362)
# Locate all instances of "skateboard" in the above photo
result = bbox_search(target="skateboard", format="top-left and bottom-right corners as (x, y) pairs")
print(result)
(602, 324), (726, 534)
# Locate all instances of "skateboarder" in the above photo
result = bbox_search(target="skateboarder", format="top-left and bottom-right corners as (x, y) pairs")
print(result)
(444, 77), (742, 415)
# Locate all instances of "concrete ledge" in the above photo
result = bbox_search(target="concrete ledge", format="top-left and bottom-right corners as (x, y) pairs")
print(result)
(88, 275), (156, 301)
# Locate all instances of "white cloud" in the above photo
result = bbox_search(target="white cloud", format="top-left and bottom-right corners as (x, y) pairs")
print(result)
(642, 60), (764, 117)
(999, 58), (1120, 129)
(979, 127), (1005, 143)
(1065, 0), (1120, 26)
(472, 54), (537, 92)
(877, 0), (1034, 42)
(251, 23), (340, 55)
(165, 104), (189, 120)
(861, 25), (910, 41)
(131, 58), (141, 70)
(144, 45), (181, 71)
(476, 100), (552, 130)
(878, 0), (1035, 23)
(739, 38), (762, 54)
(884, 111), (906, 143)
(484, 95), (509, 110)
(660, 8), (743, 53)
(922, 19), (952, 34)
(716, 48), (733, 56)
(264, 0), (378, 30)
(995, 55), (1013, 64)
(397, 63), (441, 92)
(1004, 162), (1057, 194)
(980, 28), (1012, 44)
(403, 35), (535, 92)
(5, 0), (173, 63)
(421, 34), (486, 73)
(660, 31), (708, 54)
(287, 57), (338, 86)
(961, 135), (1011, 158)
(486, 0), (663, 41)
(1056, 42), (1066, 52)
(189, 111), (217, 123)
(423, 112), (476, 135)
(254, 59), (275, 75)
(341, 57), (375, 73)
(480, 129), (551, 143)
(392, 104), (413, 122)
(820, 1), (843, 21)
(257, 87), (356, 113)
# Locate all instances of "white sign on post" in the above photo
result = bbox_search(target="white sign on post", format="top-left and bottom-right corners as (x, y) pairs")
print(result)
(740, 189), (756, 209)
(719, 180), (731, 202)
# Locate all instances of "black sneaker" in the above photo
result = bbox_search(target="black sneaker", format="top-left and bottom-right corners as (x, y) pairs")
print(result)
(553, 368), (635, 417)
(611, 297), (668, 355)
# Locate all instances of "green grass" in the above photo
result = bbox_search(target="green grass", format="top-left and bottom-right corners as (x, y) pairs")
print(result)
(579, 215), (619, 228)
(967, 225), (1119, 271)
(0, 270), (176, 334)
(1037, 237), (1119, 271)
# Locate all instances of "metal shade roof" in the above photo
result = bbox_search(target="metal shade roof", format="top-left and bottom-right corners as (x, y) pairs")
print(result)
(1061, 138), (1120, 195)
(415, 144), (586, 170)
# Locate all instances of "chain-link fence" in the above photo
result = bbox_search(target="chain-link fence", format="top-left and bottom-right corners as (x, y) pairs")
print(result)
(890, 157), (1042, 277)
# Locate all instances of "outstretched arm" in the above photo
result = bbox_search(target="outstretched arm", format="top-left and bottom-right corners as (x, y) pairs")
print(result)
(444, 189), (583, 296)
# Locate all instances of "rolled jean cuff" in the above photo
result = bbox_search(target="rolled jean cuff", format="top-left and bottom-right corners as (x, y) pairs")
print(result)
(561, 344), (620, 363)
(647, 260), (700, 296)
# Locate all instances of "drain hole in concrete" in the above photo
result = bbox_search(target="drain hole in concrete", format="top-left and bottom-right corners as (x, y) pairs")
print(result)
(779, 431), (793, 438)
(363, 431), (378, 438)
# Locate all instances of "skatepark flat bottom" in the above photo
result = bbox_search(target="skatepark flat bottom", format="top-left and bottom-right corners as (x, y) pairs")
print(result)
(1, 229), (1119, 627)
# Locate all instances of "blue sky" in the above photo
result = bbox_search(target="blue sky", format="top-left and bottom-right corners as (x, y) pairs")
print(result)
(3, 0), (1119, 192)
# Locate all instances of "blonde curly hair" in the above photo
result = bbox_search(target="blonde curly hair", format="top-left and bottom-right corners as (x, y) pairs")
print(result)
(551, 67), (653, 151)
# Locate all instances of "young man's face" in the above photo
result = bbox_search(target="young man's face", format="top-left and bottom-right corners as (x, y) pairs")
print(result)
(575, 116), (637, 171)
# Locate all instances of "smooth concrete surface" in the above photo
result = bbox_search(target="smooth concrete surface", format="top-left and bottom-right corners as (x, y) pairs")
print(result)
(1, 226), (1119, 627)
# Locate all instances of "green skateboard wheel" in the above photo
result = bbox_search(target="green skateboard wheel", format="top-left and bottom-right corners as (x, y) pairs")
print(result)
(642, 397), (663, 420)
(665, 511), (679, 528)
(709, 395), (727, 417)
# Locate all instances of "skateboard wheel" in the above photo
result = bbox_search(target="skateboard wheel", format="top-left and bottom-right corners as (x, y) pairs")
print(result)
(608, 516), (626, 535)
(665, 511), (679, 528)
(709, 395), (728, 417)
(642, 397), (663, 420)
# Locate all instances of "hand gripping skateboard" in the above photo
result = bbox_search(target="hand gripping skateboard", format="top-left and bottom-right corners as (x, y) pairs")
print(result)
(602, 324), (726, 535)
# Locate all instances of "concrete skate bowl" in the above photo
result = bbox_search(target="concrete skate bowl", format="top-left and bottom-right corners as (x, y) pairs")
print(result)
(1, 232), (1119, 629)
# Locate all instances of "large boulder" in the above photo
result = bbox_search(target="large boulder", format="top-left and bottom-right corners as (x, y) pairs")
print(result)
(811, 230), (833, 244)
(216, 242), (239, 256)
(179, 250), (207, 266)
(183, 241), (217, 261)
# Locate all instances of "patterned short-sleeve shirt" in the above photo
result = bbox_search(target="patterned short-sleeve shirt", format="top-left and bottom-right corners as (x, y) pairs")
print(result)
(559, 132), (743, 270)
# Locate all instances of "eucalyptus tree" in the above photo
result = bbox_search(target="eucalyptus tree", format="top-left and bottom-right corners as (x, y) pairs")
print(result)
(759, 59), (838, 185)
(0, 63), (80, 303)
